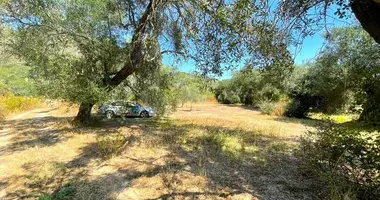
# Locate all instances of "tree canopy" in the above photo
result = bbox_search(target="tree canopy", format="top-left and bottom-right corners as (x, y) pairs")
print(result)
(2, 0), (380, 123)
(0, 0), (305, 123)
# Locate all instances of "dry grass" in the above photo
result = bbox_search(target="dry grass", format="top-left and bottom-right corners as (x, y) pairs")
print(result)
(0, 93), (44, 120)
(0, 103), (319, 200)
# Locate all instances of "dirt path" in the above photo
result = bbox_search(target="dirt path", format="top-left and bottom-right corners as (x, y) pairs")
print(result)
(0, 108), (60, 198)
(0, 108), (55, 152)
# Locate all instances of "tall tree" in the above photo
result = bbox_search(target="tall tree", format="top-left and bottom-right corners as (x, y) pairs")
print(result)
(294, 27), (380, 122)
(0, 0), (302, 123)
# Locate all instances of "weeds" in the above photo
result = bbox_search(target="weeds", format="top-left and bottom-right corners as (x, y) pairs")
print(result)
(272, 101), (289, 116)
(96, 133), (129, 158)
(0, 92), (42, 120)
(38, 183), (77, 200)
(199, 132), (244, 159)
(258, 100), (289, 116)
(195, 155), (207, 176)
(258, 101), (276, 115)
(299, 122), (380, 199)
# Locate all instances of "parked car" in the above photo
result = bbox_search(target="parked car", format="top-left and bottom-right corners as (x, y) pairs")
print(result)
(97, 101), (155, 119)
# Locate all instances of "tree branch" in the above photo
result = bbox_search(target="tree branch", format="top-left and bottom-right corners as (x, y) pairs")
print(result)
(108, 0), (155, 89)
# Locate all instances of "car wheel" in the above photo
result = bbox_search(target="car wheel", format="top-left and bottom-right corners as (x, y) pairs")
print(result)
(140, 111), (149, 118)
(106, 111), (114, 119)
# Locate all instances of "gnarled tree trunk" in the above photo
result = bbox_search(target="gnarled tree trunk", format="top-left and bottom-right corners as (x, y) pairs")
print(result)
(74, 103), (94, 124)
(351, 0), (380, 44)
(73, 1), (154, 124)
(351, 1), (380, 124)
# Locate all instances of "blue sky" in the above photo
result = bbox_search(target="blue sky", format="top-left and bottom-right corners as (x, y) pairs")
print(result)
(162, 33), (333, 79)
(163, 9), (356, 80)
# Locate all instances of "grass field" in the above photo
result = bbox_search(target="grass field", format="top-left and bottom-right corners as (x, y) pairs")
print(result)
(0, 103), (321, 200)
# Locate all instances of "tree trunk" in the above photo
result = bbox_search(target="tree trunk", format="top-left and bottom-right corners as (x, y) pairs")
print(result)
(358, 81), (380, 125)
(74, 103), (94, 124)
(73, 1), (154, 124)
(359, 97), (380, 125)
(351, 0), (380, 44)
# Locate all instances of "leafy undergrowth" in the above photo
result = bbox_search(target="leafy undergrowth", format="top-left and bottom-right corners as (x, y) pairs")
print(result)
(309, 113), (359, 124)
(300, 122), (380, 199)
(0, 92), (42, 120)
(0, 104), (320, 200)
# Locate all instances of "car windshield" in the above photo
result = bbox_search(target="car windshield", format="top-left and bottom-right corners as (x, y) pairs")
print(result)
(125, 102), (138, 107)
(110, 102), (123, 106)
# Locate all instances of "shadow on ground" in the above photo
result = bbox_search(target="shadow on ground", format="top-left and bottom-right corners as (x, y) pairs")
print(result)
(0, 116), (74, 156)
(1, 114), (322, 200)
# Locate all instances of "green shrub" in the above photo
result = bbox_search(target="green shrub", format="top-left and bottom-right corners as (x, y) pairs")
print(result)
(285, 93), (321, 118)
(96, 133), (129, 157)
(38, 195), (52, 200)
(216, 90), (241, 104)
(198, 130), (244, 159)
(38, 183), (77, 200)
(53, 184), (76, 200)
(300, 122), (380, 199)
(230, 94), (240, 104)
(258, 101), (276, 115)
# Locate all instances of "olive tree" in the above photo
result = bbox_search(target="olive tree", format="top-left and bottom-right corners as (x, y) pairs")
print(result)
(0, 0), (315, 123)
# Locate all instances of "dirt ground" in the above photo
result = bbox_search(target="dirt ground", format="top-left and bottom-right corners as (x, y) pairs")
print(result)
(0, 103), (320, 200)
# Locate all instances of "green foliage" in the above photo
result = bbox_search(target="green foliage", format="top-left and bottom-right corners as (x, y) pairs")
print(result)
(288, 26), (380, 121)
(125, 66), (177, 116)
(37, 195), (52, 200)
(300, 123), (380, 199)
(214, 67), (291, 106)
(0, 0), (307, 122)
(53, 184), (77, 200)
(174, 72), (209, 106)
(258, 101), (276, 115)
(198, 131), (244, 159)
(38, 183), (77, 200)
(96, 133), (128, 157)
(285, 98), (311, 118)
(0, 54), (36, 96)
(112, 67), (211, 116)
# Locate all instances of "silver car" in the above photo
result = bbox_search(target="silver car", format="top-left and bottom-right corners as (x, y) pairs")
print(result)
(98, 101), (156, 119)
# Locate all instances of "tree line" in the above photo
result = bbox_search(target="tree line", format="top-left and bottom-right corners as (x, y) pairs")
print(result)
(214, 26), (380, 124)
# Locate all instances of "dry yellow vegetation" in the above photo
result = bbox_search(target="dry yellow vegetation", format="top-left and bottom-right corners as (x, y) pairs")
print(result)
(0, 103), (319, 200)
(0, 93), (43, 120)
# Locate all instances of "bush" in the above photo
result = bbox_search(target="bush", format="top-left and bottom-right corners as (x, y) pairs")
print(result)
(96, 133), (129, 157)
(258, 101), (276, 115)
(285, 99), (308, 118)
(0, 92), (41, 120)
(272, 101), (289, 116)
(38, 183), (77, 200)
(300, 122), (380, 199)
(216, 90), (241, 104)
(230, 94), (240, 104)
(53, 184), (77, 200)
(258, 101), (289, 116)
